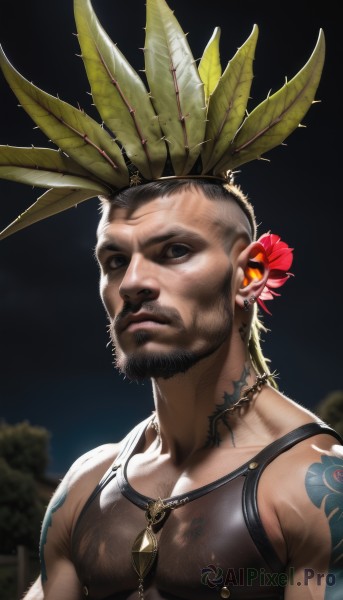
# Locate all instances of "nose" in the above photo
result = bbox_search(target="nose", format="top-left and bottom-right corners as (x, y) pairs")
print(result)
(119, 254), (159, 303)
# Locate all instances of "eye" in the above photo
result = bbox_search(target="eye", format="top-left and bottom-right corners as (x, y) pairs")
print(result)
(107, 254), (128, 270)
(163, 244), (190, 259)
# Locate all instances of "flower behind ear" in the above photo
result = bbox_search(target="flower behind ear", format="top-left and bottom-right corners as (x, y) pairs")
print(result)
(257, 233), (294, 314)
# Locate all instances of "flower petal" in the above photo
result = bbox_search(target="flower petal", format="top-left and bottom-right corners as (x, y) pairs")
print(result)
(257, 297), (272, 315)
(256, 232), (294, 314)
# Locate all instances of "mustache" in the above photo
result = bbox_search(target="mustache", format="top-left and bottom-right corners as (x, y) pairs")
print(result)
(111, 301), (184, 336)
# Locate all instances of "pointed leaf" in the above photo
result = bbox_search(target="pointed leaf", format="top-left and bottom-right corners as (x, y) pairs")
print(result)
(74, 0), (167, 180)
(198, 27), (222, 103)
(0, 146), (109, 192)
(201, 25), (258, 172)
(0, 45), (129, 188)
(214, 29), (325, 174)
(0, 187), (99, 240)
(145, 0), (206, 175)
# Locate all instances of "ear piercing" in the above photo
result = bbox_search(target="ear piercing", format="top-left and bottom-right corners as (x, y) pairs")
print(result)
(243, 296), (256, 311)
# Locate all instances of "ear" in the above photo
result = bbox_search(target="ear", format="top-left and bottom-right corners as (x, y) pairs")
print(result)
(235, 242), (269, 310)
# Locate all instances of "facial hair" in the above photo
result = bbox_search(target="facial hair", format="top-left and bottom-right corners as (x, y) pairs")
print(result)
(108, 269), (233, 382)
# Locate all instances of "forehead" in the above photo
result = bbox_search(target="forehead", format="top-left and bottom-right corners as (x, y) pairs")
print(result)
(97, 188), (238, 244)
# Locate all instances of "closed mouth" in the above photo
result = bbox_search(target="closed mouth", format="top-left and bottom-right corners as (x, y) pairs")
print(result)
(119, 312), (168, 333)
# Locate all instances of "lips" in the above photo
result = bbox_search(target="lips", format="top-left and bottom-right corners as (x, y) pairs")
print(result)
(118, 312), (168, 333)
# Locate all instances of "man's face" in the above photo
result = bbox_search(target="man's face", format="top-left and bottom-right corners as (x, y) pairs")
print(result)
(96, 188), (246, 380)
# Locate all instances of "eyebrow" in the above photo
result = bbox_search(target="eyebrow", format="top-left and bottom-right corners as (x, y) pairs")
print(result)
(96, 226), (205, 257)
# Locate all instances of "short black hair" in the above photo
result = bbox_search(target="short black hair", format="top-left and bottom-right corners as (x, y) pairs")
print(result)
(105, 178), (257, 240)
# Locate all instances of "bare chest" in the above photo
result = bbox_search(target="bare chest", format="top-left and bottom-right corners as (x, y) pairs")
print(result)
(125, 444), (266, 498)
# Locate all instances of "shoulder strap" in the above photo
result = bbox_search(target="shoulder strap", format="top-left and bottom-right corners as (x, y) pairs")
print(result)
(242, 422), (342, 572)
(72, 417), (150, 537)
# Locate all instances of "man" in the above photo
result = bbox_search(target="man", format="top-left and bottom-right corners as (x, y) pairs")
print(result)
(22, 179), (343, 599)
(0, 0), (342, 599)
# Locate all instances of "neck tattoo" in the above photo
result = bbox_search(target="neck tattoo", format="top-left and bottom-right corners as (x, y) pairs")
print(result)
(151, 371), (272, 445)
(206, 371), (272, 447)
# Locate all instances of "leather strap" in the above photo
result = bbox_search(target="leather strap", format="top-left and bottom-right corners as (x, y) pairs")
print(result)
(72, 416), (151, 536)
(242, 422), (343, 572)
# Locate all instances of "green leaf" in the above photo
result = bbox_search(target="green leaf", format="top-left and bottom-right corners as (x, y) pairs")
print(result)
(0, 146), (110, 192)
(201, 25), (258, 173)
(214, 29), (325, 174)
(0, 187), (99, 240)
(145, 0), (206, 175)
(74, 0), (167, 180)
(0, 45), (129, 188)
(198, 27), (222, 104)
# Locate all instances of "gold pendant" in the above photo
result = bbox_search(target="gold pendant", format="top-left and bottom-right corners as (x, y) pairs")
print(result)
(131, 525), (158, 579)
(131, 498), (168, 599)
(130, 496), (189, 599)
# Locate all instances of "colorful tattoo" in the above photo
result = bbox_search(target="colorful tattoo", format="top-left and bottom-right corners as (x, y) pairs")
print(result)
(39, 480), (68, 582)
(305, 455), (343, 598)
(205, 365), (250, 448)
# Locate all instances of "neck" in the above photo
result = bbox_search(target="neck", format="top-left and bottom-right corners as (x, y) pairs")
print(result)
(150, 335), (262, 463)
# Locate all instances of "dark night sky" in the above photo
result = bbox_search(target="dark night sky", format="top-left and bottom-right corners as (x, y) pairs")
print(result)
(0, 1), (342, 477)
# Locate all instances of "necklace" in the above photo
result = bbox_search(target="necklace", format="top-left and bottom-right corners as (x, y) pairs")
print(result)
(208, 371), (272, 439)
(126, 372), (272, 598)
(151, 371), (272, 439)
(131, 495), (188, 599)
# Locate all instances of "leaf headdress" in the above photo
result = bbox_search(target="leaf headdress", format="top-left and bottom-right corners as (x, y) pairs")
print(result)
(0, 0), (325, 240)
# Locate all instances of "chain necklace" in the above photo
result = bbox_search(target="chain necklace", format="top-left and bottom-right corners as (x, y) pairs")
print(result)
(151, 372), (273, 440)
(208, 372), (273, 439)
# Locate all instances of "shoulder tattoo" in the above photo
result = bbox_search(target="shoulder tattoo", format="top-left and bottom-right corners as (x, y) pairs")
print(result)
(305, 455), (343, 596)
(39, 479), (68, 582)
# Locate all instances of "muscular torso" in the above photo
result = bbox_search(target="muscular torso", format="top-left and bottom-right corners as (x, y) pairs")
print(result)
(68, 420), (339, 600)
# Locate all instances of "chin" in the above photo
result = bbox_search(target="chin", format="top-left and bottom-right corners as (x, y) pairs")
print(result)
(114, 347), (201, 382)
(114, 337), (228, 382)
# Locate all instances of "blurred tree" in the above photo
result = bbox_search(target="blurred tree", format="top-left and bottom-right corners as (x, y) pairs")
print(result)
(315, 390), (343, 439)
(0, 458), (44, 553)
(0, 421), (49, 477)
(0, 421), (56, 554)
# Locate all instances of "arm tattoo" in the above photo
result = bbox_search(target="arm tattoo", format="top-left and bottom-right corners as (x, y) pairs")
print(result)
(204, 365), (250, 448)
(305, 455), (343, 598)
(39, 480), (68, 582)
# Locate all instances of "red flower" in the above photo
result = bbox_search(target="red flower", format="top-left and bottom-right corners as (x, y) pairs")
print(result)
(257, 233), (294, 315)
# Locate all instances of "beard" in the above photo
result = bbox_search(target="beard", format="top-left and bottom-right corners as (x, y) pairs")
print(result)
(108, 270), (233, 382)
(120, 348), (207, 381)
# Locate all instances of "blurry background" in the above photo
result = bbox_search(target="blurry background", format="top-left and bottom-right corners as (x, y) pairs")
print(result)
(0, 0), (342, 478)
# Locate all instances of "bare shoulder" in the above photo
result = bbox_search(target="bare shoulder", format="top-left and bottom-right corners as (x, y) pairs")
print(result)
(45, 442), (119, 506)
(277, 425), (343, 472)
(266, 426), (343, 506)
(50, 436), (126, 518)
(262, 426), (343, 577)
(43, 417), (149, 527)
(41, 442), (120, 542)
(37, 425), (143, 594)
(66, 441), (120, 488)
(284, 428), (343, 517)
